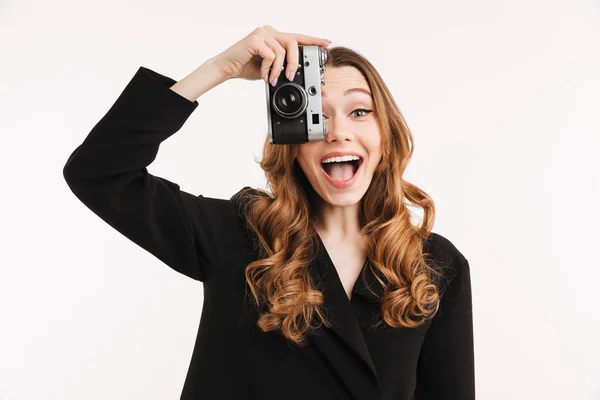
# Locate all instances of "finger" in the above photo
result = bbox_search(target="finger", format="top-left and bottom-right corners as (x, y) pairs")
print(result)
(280, 38), (299, 82)
(290, 33), (330, 47)
(264, 35), (286, 86)
(250, 36), (276, 82)
(261, 26), (329, 47)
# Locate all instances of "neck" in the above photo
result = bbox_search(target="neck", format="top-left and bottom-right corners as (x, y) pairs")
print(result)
(314, 199), (362, 241)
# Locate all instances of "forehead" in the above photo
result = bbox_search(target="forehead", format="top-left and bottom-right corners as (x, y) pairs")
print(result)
(321, 66), (371, 101)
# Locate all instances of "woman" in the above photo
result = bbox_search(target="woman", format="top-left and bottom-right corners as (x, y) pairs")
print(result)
(63, 25), (475, 400)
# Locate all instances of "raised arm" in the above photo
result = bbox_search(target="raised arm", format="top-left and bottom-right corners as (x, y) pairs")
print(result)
(63, 27), (331, 282)
(62, 60), (238, 282)
(415, 255), (475, 399)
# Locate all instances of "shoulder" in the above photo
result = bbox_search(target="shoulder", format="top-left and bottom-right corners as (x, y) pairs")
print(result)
(228, 186), (272, 236)
(423, 231), (468, 266)
(229, 186), (271, 213)
(422, 231), (470, 290)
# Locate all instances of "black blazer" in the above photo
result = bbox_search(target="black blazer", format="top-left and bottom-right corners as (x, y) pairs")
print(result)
(63, 66), (475, 400)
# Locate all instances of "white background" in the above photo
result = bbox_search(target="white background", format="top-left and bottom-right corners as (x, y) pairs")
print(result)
(1, 0), (599, 399)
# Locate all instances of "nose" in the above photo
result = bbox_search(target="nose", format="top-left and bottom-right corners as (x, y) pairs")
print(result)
(324, 118), (355, 143)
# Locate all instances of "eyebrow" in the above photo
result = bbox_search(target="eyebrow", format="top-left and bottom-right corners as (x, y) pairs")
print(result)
(322, 88), (372, 98)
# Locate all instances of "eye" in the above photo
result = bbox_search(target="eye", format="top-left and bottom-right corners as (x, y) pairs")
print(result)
(322, 109), (373, 119)
(351, 108), (372, 118)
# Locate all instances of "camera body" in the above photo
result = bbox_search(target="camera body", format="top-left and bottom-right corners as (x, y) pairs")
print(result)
(265, 45), (328, 144)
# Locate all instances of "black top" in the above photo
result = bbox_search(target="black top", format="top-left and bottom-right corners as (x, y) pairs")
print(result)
(62, 66), (475, 400)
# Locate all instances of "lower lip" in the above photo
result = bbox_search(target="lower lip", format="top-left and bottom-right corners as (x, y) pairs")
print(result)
(320, 159), (363, 189)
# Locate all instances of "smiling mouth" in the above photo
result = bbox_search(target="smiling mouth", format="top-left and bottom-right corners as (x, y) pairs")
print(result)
(320, 158), (363, 181)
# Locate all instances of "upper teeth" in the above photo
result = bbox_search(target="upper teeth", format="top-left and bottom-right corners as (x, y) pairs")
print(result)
(322, 155), (361, 164)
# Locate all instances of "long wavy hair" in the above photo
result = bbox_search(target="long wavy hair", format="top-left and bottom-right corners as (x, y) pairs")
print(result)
(232, 46), (441, 347)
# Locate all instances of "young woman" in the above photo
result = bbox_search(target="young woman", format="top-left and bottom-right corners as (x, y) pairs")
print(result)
(63, 25), (475, 400)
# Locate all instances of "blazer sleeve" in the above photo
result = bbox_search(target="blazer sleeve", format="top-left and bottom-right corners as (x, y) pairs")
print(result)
(415, 255), (476, 399)
(62, 66), (242, 282)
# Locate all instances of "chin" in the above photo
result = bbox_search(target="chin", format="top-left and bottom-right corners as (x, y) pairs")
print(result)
(315, 183), (370, 207)
(321, 196), (363, 207)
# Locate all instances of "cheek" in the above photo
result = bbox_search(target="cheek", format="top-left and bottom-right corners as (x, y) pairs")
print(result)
(295, 152), (315, 178)
(364, 130), (383, 161)
(296, 144), (320, 168)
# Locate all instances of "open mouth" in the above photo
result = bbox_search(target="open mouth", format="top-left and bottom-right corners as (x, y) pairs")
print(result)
(320, 157), (363, 184)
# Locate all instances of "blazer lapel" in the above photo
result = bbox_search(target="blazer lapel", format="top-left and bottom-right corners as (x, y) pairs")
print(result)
(308, 235), (382, 400)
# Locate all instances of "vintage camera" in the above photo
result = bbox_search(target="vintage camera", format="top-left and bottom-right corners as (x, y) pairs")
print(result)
(265, 45), (328, 144)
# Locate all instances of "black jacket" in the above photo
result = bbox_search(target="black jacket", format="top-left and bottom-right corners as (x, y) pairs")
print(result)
(62, 66), (475, 400)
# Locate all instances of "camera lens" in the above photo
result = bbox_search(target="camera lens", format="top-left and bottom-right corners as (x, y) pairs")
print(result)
(318, 47), (328, 67)
(272, 83), (308, 119)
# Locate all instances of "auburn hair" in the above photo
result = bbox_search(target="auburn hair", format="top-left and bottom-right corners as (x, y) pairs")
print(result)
(232, 46), (441, 347)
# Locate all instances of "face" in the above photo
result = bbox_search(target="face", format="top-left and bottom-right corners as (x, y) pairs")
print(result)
(296, 66), (382, 208)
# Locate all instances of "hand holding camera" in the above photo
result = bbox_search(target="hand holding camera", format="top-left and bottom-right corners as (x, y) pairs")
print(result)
(213, 25), (330, 84)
